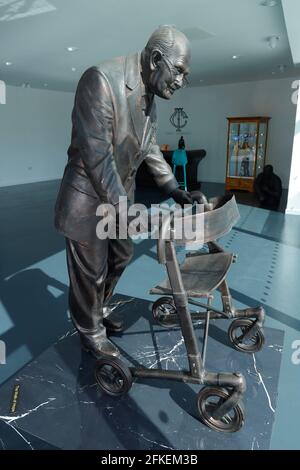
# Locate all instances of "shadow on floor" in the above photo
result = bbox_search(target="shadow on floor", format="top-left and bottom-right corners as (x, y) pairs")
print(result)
(0, 268), (70, 366)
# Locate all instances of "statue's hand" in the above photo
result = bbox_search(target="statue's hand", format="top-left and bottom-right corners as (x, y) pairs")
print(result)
(169, 188), (193, 207)
(189, 190), (208, 204)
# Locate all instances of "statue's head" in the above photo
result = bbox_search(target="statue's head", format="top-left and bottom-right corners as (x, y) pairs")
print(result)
(141, 25), (191, 100)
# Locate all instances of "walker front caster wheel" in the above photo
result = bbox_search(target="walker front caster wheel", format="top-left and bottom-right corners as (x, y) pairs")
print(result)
(197, 386), (245, 433)
(95, 357), (132, 397)
(152, 297), (178, 328)
(228, 319), (265, 353)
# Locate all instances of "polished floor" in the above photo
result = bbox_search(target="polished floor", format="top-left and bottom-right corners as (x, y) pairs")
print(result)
(0, 295), (283, 450)
(0, 179), (299, 449)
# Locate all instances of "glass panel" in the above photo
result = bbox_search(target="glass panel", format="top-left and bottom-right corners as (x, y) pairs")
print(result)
(228, 122), (239, 177)
(256, 122), (267, 176)
(228, 121), (257, 178)
(237, 122), (257, 178)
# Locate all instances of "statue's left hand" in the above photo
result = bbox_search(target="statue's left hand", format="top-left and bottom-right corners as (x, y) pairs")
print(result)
(169, 188), (193, 207)
(189, 190), (208, 204)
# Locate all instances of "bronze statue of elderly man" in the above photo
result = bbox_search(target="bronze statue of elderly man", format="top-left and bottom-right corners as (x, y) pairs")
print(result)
(55, 25), (198, 359)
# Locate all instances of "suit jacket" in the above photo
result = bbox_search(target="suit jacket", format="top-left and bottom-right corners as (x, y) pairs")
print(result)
(55, 52), (178, 243)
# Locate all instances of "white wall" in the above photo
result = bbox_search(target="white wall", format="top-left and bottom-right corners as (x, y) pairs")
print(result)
(156, 77), (298, 188)
(0, 77), (297, 189)
(0, 85), (74, 187)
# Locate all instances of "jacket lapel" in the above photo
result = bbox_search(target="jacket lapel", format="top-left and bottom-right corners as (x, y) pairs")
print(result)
(141, 98), (156, 149)
(125, 53), (146, 145)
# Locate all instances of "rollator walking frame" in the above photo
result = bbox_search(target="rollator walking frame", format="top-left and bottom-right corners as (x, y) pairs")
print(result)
(95, 195), (265, 433)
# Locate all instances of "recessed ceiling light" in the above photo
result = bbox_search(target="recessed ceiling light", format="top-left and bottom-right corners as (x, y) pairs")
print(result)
(66, 46), (78, 52)
(232, 55), (240, 60)
(261, 0), (277, 6)
(71, 67), (77, 72)
(5, 61), (12, 66)
(199, 79), (205, 83)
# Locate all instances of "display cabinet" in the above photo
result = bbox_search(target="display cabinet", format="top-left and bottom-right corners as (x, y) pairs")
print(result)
(225, 117), (270, 192)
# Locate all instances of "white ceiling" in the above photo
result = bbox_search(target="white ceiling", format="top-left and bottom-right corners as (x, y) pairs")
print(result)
(0, 0), (299, 92)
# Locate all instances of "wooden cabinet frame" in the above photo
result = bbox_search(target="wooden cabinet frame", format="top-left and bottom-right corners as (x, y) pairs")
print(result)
(225, 117), (270, 192)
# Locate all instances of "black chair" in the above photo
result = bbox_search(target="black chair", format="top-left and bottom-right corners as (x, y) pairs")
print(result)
(136, 149), (206, 191)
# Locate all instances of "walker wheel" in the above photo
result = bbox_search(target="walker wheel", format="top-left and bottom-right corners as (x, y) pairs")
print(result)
(197, 386), (245, 433)
(95, 357), (132, 397)
(152, 297), (178, 328)
(228, 319), (265, 353)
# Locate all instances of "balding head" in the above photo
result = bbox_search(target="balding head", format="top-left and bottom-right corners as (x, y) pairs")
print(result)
(145, 25), (190, 58)
(141, 25), (191, 100)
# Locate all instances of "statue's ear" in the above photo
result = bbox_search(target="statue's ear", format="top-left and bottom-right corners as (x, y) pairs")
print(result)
(150, 49), (162, 71)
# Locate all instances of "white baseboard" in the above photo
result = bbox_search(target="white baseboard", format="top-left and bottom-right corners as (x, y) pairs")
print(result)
(0, 175), (61, 188)
(285, 208), (300, 215)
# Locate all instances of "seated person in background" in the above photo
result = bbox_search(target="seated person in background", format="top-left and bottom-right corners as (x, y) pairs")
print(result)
(254, 165), (282, 210)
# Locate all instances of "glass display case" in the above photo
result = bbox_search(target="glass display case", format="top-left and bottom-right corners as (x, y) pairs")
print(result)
(225, 117), (270, 192)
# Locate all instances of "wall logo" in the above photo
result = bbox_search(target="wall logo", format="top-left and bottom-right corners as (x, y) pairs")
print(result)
(291, 340), (300, 365)
(291, 80), (299, 105)
(0, 340), (6, 365)
(170, 107), (189, 132)
(0, 80), (6, 104)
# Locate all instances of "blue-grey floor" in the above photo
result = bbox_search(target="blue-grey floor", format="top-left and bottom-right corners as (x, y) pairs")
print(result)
(0, 295), (283, 450)
(0, 179), (299, 449)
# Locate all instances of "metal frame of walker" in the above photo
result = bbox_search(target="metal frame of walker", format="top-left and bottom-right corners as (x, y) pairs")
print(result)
(95, 195), (265, 433)
(152, 239), (265, 354)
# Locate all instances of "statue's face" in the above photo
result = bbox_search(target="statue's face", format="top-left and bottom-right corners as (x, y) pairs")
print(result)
(148, 40), (191, 100)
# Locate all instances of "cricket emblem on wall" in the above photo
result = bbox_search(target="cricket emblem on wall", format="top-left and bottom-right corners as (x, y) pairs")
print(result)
(170, 107), (189, 132)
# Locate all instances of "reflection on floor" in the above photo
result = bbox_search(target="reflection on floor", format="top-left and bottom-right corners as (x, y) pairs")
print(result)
(0, 179), (299, 450)
(0, 295), (283, 450)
